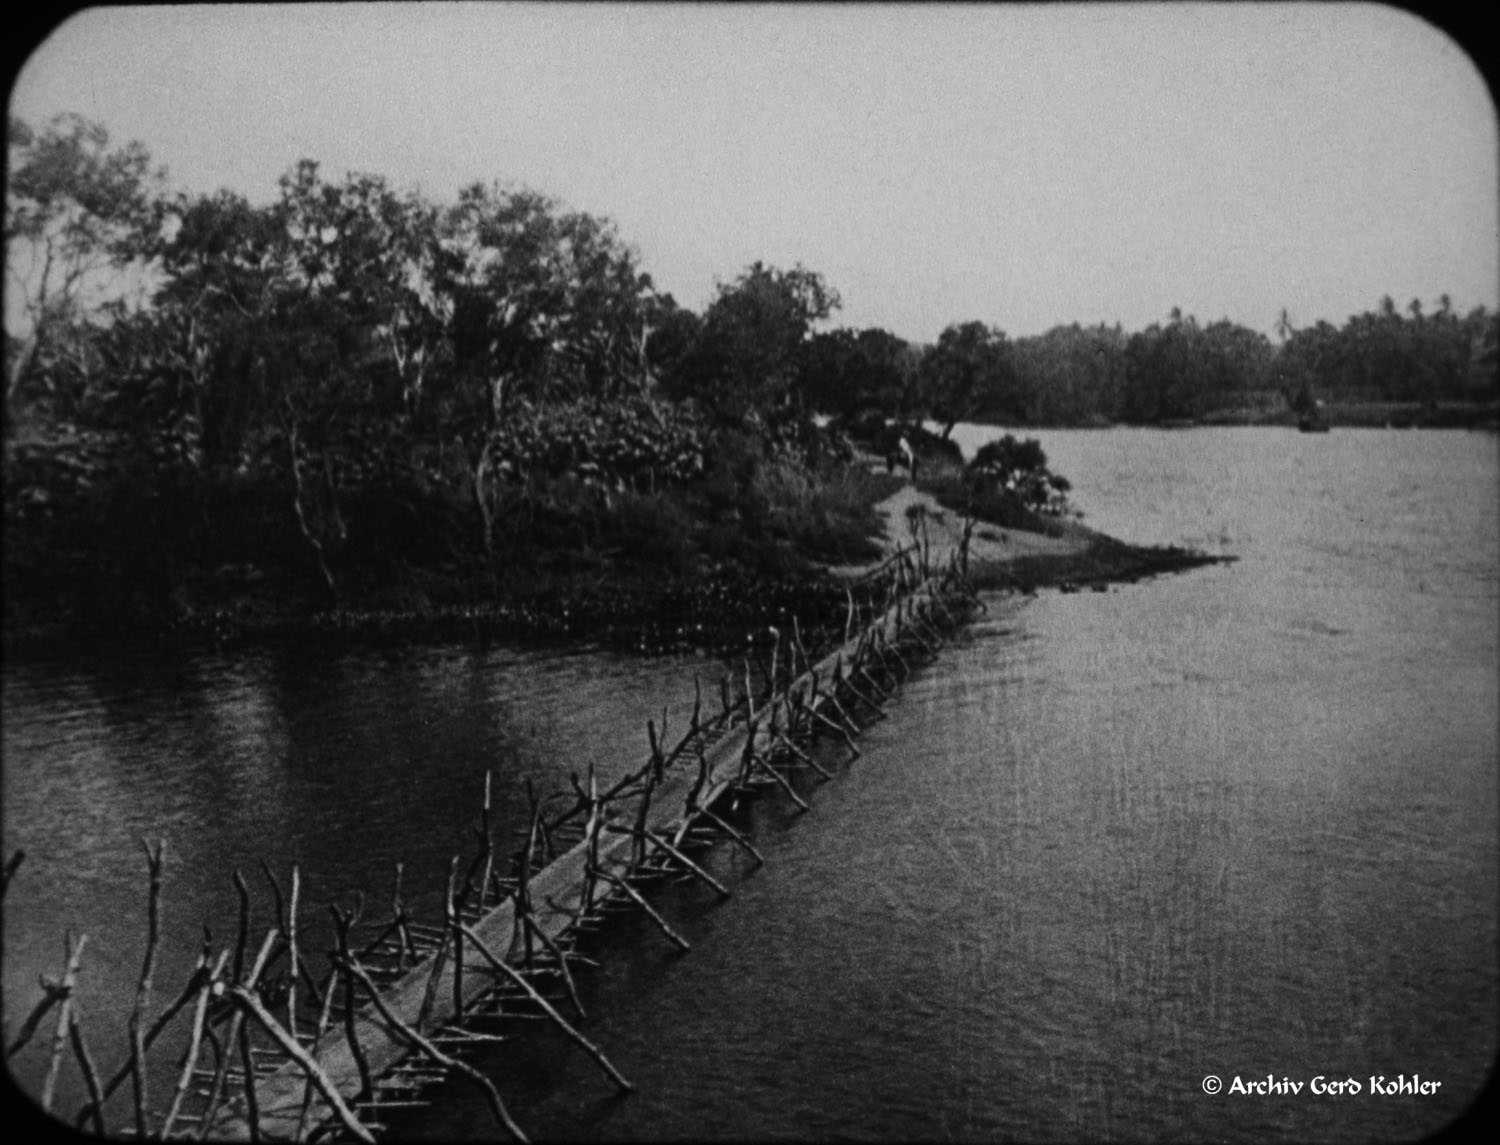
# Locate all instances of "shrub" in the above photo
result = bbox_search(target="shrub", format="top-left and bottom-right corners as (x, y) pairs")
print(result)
(921, 469), (1060, 535)
(491, 396), (706, 491)
(966, 434), (1073, 517)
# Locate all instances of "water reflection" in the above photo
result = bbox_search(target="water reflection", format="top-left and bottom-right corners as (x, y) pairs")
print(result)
(2, 638), (729, 1110)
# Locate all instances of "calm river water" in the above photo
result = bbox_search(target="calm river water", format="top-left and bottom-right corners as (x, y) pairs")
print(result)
(4, 427), (1496, 1141)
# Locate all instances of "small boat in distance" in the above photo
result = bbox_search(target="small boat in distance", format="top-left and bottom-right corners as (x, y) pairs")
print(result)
(1298, 400), (1331, 433)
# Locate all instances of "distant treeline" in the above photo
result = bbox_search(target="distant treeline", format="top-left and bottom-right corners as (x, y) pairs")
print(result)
(5, 114), (1496, 639)
(806, 302), (1497, 432)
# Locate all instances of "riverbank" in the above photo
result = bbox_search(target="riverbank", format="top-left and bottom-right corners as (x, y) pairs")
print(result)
(831, 479), (1227, 594)
(3, 458), (1224, 665)
(2, 441), (904, 662)
(1185, 399), (1499, 430)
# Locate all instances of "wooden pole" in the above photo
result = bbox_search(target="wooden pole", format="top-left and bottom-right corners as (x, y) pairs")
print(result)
(444, 857), (464, 1027)
(458, 922), (636, 1093)
(695, 808), (765, 866)
(415, 896), (451, 1035)
(1, 849), (24, 901)
(604, 826), (730, 899)
(478, 770), (496, 911)
(334, 956), (530, 1143)
(287, 864), (300, 1037)
(67, 997), (106, 1137)
(631, 769), (655, 870)
(332, 905), (374, 1106)
(523, 913), (586, 1021)
(736, 718), (760, 788)
(162, 950), (229, 1139)
(295, 962), (343, 1142)
(72, 939), (218, 1128)
(517, 810), (537, 970)
(198, 929), (278, 1140)
(855, 662), (892, 703)
(7, 982), (63, 1059)
(40, 931), (86, 1114)
(590, 870), (691, 952)
(817, 668), (866, 736)
(747, 748), (810, 812)
(231, 868), (250, 985)
(236, 995), (261, 1143)
(771, 727), (835, 780)
(128, 839), (165, 1139)
(226, 986), (376, 1145)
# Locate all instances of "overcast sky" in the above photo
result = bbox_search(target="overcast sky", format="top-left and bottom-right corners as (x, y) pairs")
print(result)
(11, 2), (1497, 343)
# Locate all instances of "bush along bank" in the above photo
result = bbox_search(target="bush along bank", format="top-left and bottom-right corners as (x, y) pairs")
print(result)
(5, 404), (1230, 665)
(2, 410), (907, 661)
(838, 421), (1232, 593)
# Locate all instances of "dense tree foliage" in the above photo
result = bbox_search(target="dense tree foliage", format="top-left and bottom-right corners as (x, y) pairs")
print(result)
(799, 326), (919, 423)
(5, 112), (1495, 645)
(3, 116), (880, 639)
(6, 114), (165, 431)
(1277, 296), (1496, 409)
(968, 435), (1072, 517)
(919, 321), (1021, 437)
(662, 261), (839, 425)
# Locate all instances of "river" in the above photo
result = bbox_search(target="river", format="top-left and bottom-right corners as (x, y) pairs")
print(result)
(4, 427), (1496, 1141)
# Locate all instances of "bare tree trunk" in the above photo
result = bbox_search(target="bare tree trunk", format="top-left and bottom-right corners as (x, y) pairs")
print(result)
(472, 435), (496, 561)
(470, 375), (507, 563)
(320, 451), (348, 543)
(4, 333), (45, 438)
(283, 410), (339, 601)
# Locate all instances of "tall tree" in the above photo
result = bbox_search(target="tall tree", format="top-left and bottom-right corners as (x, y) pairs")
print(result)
(797, 326), (915, 421)
(5, 114), (164, 432)
(667, 261), (839, 425)
(920, 321), (1017, 436)
(431, 182), (657, 557)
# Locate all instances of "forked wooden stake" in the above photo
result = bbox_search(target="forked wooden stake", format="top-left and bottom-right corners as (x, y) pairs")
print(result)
(294, 960), (343, 1142)
(818, 669), (866, 737)
(590, 869), (691, 952)
(746, 746), (811, 812)
(334, 955), (530, 1143)
(522, 911), (586, 1021)
(226, 984), (375, 1145)
(330, 904), (374, 1106)
(40, 931), (86, 1114)
(695, 807), (765, 866)
(199, 929), (278, 1140)
(161, 950), (229, 1139)
(67, 995), (106, 1137)
(604, 825), (730, 898)
(128, 838), (165, 1138)
(444, 857), (464, 1030)
(833, 655), (887, 717)
(1, 849), (24, 901)
(771, 725), (835, 779)
(458, 922), (636, 1093)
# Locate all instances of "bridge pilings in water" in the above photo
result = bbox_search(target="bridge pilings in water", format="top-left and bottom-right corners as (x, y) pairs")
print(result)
(12, 532), (982, 1142)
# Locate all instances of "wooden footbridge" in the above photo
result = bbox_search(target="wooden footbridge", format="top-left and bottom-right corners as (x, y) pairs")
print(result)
(8, 532), (982, 1141)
